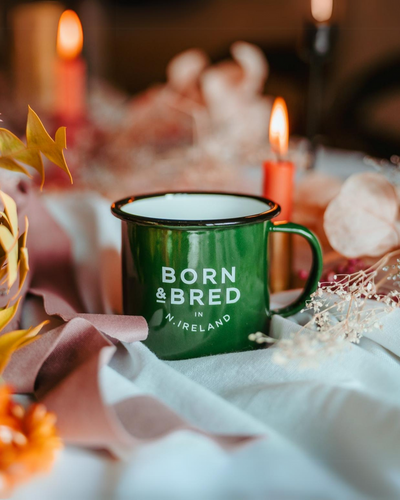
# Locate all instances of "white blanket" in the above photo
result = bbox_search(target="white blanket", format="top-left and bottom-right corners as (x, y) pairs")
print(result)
(15, 152), (400, 500)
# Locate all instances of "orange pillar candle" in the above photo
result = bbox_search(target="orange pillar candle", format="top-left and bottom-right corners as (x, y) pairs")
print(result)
(263, 97), (295, 292)
(11, 2), (64, 114)
(55, 10), (86, 123)
(263, 97), (294, 219)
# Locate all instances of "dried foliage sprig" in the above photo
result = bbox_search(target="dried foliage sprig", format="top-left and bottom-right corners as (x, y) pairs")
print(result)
(0, 107), (68, 495)
(251, 250), (400, 366)
(0, 107), (72, 374)
(0, 191), (28, 292)
(0, 106), (72, 188)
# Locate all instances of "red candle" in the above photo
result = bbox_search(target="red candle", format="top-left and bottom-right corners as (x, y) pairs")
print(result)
(55, 10), (86, 123)
(263, 97), (294, 221)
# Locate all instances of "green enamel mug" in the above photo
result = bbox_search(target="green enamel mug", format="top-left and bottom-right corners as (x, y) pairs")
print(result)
(111, 192), (323, 360)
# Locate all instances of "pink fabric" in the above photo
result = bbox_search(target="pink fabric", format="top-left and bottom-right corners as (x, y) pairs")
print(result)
(2, 182), (255, 455)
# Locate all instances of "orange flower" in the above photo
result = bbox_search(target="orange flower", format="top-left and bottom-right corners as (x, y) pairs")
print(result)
(0, 385), (62, 496)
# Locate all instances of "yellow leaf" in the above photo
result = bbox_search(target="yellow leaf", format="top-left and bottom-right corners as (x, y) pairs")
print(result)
(13, 247), (29, 299)
(55, 126), (67, 149)
(20, 216), (29, 248)
(14, 321), (49, 349)
(0, 128), (45, 187)
(0, 197), (22, 290)
(0, 225), (17, 253)
(0, 109), (72, 187)
(0, 129), (26, 155)
(0, 214), (11, 250)
(26, 107), (73, 184)
(10, 217), (29, 298)
(6, 246), (18, 290)
(0, 320), (49, 374)
(0, 212), (10, 228)
(0, 299), (21, 331)
(0, 157), (31, 176)
(13, 147), (45, 189)
(0, 225), (19, 289)
(0, 191), (18, 237)
(0, 267), (7, 284)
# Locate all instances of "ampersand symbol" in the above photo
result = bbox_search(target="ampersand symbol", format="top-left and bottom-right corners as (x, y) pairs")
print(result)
(156, 287), (167, 300)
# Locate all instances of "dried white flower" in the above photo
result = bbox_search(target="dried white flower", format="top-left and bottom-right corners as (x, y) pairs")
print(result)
(250, 250), (400, 367)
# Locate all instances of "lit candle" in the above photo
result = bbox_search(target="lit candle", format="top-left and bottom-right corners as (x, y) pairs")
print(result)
(263, 97), (294, 221)
(304, 0), (336, 148)
(263, 97), (294, 293)
(310, 0), (334, 56)
(311, 0), (333, 23)
(55, 10), (86, 123)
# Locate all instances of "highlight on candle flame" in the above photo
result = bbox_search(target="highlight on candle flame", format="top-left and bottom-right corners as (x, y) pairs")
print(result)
(311, 0), (333, 23)
(269, 97), (289, 156)
(57, 10), (83, 60)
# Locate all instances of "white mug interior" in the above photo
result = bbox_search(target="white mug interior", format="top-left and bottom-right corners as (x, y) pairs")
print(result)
(121, 193), (272, 221)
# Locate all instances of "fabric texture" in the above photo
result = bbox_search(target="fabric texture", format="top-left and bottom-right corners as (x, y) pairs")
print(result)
(3, 184), (251, 462)
(12, 184), (400, 500)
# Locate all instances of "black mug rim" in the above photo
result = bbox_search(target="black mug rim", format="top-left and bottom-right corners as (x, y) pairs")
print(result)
(111, 191), (281, 227)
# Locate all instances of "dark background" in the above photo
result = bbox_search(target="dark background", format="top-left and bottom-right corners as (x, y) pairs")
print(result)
(1, 0), (400, 158)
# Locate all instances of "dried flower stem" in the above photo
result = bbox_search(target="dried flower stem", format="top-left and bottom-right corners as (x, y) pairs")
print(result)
(251, 250), (400, 366)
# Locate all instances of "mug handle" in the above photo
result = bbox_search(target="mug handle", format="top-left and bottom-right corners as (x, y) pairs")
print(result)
(269, 221), (323, 318)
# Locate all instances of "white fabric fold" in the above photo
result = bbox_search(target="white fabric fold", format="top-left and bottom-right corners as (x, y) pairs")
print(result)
(14, 187), (400, 500)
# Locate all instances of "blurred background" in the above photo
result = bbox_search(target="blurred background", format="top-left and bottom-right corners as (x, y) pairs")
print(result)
(0, 0), (399, 158)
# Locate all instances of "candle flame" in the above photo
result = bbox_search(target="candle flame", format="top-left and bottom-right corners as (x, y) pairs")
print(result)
(269, 97), (289, 156)
(311, 0), (333, 23)
(57, 10), (83, 60)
